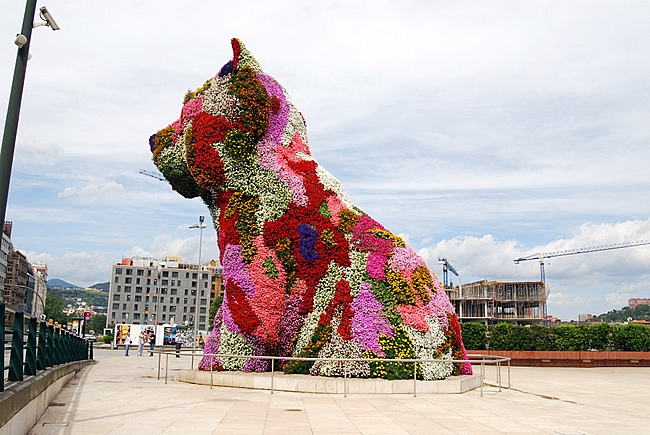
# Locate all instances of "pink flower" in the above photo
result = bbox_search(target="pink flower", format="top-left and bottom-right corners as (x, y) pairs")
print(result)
(397, 304), (429, 332)
(351, 283), (393, 355)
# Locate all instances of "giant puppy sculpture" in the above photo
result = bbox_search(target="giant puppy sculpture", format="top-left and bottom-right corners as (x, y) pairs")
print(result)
(150, 39), (471, 379)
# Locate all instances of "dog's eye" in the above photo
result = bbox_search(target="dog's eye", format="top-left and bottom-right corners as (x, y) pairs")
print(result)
(218, 60), (234, 77)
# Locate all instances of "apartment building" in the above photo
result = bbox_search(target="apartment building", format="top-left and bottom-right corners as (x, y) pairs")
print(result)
(107, 256), (223, 332)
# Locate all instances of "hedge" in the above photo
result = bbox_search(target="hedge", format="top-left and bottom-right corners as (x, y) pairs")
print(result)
(460, 322), (650, 352)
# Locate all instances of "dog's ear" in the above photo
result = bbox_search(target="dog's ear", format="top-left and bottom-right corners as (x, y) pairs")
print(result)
(231, 38), (263, 72)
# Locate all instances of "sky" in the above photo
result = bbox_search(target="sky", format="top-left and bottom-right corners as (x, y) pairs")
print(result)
(1, 1), (649, 321)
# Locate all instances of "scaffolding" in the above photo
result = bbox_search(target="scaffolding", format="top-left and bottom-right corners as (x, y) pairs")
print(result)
(444, 280), (546, 325)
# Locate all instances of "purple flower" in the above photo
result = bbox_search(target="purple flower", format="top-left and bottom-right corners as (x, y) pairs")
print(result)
(351, 283), (393, 355)
(297, 223), (319, 262)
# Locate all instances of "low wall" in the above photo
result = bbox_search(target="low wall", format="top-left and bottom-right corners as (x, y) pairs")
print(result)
(468, 350), (650, 367)
(179, 370), (483, 394)
(0, 360), (94, 435)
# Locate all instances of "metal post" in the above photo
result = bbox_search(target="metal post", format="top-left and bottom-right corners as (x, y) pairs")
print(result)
(89, 339), (94, 360)
(157, 352), (161, 380)
(8, 311), (24, 381)
(210, 359), (213, 389)
(37, 321), (47, 369)
(0, 302), (5, 392)
(24, 315), (37, 375)
(480, 359), (484, 397)
(165, 352), (169, 384)
(0, 0), (38, 226)
(189, 216), (205, 370)
(507, 359), (511, 389)
(270, 358), (274, 394)
(497, 359), (501, 392)
(413, 361), (417, 398)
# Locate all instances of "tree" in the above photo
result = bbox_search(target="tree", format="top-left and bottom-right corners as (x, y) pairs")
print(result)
(614, 324), (650, 351)
(88, 314), (107, 334)
(44, 293), (69, 325)
(554, 324), (586, 351)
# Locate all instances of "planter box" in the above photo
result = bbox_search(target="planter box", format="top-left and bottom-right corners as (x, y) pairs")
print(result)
(466, 350), (650, 367)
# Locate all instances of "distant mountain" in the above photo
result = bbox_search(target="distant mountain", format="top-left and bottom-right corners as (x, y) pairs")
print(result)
(47, 278), (79, 288)
(90, 282), (110, 292)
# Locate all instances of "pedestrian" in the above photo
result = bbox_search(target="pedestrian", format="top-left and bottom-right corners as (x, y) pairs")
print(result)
(137, 332), (145, 356)
(124, 335), (132, 356)
(149, 331), (156, 356)
(198, 333), (205, 349)
(175, 336), (182, 358)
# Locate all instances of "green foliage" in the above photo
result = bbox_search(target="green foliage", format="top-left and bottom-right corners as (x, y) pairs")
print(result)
(88, 314), (107, 333)
(583, 322), (613, 350)
(102, 334), (114, 344)
(614, 324), (650, 351)
(596, 304), (650, 323)
(553, 324), (586, 351)
(44, 293), (69, 325)
(209, 295), (224, 329)
(460, 322), (487, 350)
(368, 328), (416, 379)
(488, 323), (532, 350)
(47, 286), (108, 307)
(528, 324), (556, 351)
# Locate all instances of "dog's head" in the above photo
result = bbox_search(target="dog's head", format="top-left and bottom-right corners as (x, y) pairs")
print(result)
(149, 38), (307, 201)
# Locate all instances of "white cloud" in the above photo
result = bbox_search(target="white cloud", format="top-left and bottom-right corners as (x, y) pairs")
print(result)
(58, 180), (125, 200)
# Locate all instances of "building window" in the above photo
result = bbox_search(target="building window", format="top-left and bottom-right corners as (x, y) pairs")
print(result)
(172, 271), (178, 278)
(122, 313), (129, 319)
(162, 279), (168, 286)
(125, 277), (132, 284)
(183, 306), (187, 313)
(152, 296), (157, 302)
(183, 315), (187, 321)
(191, 282), (197, 288)
(184, 289), (188, 296)
(185, 272), (190, 279)
(111, 312), (116, 319)
(160, 297), (164, 303)
(201, 290), (205, 297)
(199, 316), (206, 322)
(192, 273), (198, 279)
(114, 277), (119, 283)
(136, 287), (143, 293)
(112, 303), (119, 309)
(162, 306), (167, 312)
(162, 271), (169, 277)
(161, 288), (167, 294)
(199, 307), (206, 313)
(204, 281), (208, 288)
(200, 299), (207, 306)
(162, 314), (166, 321)
(184, 298), (188, 304)
(133, 313), (141, 320)
(115, 268), (123, 275)
(137, 269), (144, 276)
(136, 278), (141, 284)
(113, 295), (120, 301)
(124, 286), (131, 292)
(126, 295), (131, 301)
(134, 304), (138, 311)
(117, 286), (121, 292)
(147, 270), (152, 277)
(122, 304), (127, 310)
(150, 314), (156, 321)
(202, 273), (208, 280)
(135, 295), (142, 302)
(126, 269), (133, 275)
(170, 306), (176, 312)
(171, 289), (177, 295)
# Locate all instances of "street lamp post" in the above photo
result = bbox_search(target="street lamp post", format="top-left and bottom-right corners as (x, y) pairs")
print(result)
(189, 215), (205, 368)
(1, 2), (60, 226)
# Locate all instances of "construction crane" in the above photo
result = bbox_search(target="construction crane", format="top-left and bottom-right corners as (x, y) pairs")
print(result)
(514, 239), (650, 283)
(438, 257), (459, 289)
(139, 169), (166, 182)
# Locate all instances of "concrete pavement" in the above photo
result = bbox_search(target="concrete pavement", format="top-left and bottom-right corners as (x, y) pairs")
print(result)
(26, 348), (650, 434)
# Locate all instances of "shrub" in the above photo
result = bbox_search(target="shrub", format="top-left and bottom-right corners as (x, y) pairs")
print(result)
(461, 322), (487, 350)
(528, 324), (555, 351)
(553, 324), (586, 351)
(102, 334), (114, 344)
(614, 324), (650, 351)
(583, 323), (613, 350)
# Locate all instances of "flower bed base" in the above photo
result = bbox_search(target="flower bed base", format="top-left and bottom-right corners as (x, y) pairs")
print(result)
(468, 350), (650, 367)
(179, 370), (482, 394)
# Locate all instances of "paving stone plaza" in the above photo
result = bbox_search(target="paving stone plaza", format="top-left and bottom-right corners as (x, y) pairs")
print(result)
(26, 349), (650, 435)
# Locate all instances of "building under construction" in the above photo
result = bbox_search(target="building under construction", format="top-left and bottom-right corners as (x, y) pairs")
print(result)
(444, 280), (547, 325)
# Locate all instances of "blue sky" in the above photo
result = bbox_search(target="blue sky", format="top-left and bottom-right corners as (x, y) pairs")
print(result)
(1, 1), (649, 320)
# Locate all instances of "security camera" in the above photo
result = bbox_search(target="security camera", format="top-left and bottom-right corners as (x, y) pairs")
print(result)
(39, 6), (60, 31)
(14, 34), (27, 48)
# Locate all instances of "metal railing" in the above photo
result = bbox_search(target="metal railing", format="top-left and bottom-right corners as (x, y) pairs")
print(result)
(155, 349), (510, 397)
(1, 302), (93, 392)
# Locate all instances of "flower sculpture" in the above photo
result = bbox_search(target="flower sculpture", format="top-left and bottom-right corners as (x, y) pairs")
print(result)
(149, 39), (471, 380)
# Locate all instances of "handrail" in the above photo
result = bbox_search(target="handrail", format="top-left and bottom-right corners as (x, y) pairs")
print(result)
(1, 301), (93, 392)
(155, 348), (510, 397)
